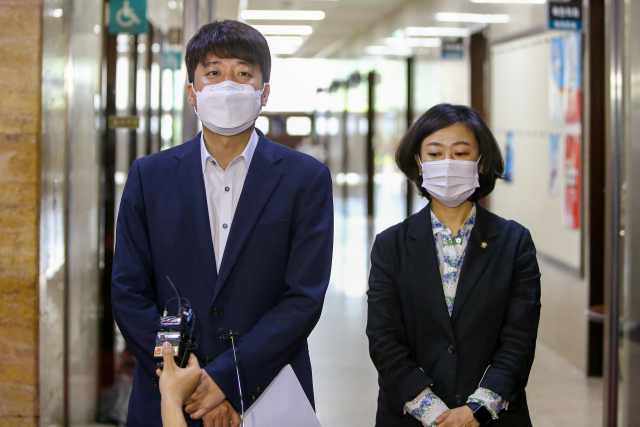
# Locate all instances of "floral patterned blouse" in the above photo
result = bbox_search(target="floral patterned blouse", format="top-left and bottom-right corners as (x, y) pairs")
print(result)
(404, 204), (508, 426)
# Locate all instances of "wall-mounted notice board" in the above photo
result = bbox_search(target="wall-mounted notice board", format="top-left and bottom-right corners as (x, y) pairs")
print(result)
(489, 31), (583, 273)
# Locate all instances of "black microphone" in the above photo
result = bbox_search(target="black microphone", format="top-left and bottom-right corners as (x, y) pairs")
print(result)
(217, 327), (227, 341)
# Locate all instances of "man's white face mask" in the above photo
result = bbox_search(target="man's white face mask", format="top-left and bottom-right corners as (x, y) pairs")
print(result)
(190, 80), (265, 136)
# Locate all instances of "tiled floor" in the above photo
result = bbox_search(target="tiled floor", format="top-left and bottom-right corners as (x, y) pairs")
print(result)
(309, 194), (603, 426)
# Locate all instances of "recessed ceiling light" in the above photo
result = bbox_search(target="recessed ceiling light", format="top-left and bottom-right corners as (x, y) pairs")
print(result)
(167, 0), (178, 10)
(405, 27), (470, 37)
(241, 10), (325, 20)
(252, 25), (313, 35)
(265, 36), (304, 46)
(436, 12), (510, 23)
(383, 37), (442, 47)
(471, 0), (545, 3)
(364, 46), (413, 56)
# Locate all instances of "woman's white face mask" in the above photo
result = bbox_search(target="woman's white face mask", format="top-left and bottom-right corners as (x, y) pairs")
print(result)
(190, 80), (265, 136)
(420, 157), (481, 208)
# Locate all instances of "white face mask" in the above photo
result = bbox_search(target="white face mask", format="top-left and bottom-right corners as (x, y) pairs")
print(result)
(420, 158), (480, 208)
(190, 81), (265, 136)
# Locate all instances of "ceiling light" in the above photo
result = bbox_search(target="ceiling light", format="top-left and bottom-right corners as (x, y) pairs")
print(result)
(241, 10), (325, 20)
(252, 25), (313, 35)
(383, 37), (442, 48)
(167, 0), (178, 10)
(364, 46), (413, 56)
(265, 36), (304, 46)
(436, 12), (510, 23)
(405, 27), (470, 37)
(471, 0), (545, 3)
(269, 45), (299, 55)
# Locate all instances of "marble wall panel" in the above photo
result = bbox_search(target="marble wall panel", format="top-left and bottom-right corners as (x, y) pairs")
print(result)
(0, 1), (42, 426)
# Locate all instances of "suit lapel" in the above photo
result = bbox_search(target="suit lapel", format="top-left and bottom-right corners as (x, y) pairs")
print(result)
(451, 205), (502, 323)
(168, 134), (218, 292)
(406, 206), (455, 340)
(211, 136), (283, 304)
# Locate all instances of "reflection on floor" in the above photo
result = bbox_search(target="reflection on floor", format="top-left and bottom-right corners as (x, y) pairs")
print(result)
(309, 195), (603, 427)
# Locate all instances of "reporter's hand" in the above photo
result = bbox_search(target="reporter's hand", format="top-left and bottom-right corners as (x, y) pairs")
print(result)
(185, 369), (226, 419)
(202, 400), (241, 427)
(435, 406), (480, 427)
(156, 342), (201, 405)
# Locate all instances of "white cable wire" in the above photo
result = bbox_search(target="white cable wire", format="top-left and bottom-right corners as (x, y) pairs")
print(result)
(230, 332), (245, 426)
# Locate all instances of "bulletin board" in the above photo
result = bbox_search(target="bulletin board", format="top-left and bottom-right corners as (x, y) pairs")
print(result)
(489, 31), (583, 273)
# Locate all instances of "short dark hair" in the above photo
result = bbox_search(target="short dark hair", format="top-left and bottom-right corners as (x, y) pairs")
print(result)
(395, 103), (504, 202)
(185, 20), (271, 84)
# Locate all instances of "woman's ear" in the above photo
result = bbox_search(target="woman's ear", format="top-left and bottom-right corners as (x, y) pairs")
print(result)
(415, 154), (423, 175)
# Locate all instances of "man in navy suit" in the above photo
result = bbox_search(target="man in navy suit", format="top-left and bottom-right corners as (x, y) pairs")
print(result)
(111, 20), (333, 427)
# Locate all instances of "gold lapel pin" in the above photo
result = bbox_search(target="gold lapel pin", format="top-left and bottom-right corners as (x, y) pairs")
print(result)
(481, 242), (488, 249)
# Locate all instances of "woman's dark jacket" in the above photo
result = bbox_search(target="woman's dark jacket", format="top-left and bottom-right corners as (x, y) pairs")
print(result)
(366, 205), (541, 426)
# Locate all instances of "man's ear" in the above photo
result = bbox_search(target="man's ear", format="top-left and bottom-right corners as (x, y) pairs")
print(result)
(187, 83), (196, 108)
(261, 83), (270, 107)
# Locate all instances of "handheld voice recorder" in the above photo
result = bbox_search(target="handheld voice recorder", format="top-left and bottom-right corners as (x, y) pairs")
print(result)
(154, 276), (197, 369)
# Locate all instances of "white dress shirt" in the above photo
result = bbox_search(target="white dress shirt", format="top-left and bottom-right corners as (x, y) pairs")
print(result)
(201, 130), (259, 272)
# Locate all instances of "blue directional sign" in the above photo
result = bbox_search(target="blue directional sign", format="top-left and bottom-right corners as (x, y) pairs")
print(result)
(441, 39), (464, 59)
(548, 1), (582, 31)
(109, 0), (147, 35)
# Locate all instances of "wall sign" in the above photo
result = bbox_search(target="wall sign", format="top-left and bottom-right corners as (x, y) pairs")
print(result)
(109, 0), (148, 35)
(441, 39), (464, 59)
(548, 0), (582, 31)
(109, 115), (140, 129)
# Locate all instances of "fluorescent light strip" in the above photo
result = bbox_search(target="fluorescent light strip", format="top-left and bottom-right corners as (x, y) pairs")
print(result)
(241, 10), (325, 20)
(364, 46), (413, 56)
(471, 0), (545, 3)
(252, 25), (313, 35)
(383, 37), (442, 48)
(269, 45), (299, 55)
(436, 12), (510, 23)
(265, 36), (304, 46)
(405, 27), (470, 37)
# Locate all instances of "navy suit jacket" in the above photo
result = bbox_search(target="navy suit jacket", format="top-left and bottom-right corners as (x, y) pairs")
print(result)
(111, 130), (334, 426)
(366, 205), (541, 426)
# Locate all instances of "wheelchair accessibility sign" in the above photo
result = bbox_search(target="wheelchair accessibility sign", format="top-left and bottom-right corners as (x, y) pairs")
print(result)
(109, 0), (147, 35)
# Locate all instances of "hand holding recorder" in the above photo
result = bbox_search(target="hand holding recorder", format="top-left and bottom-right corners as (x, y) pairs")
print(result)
(156, 342), (202, 427)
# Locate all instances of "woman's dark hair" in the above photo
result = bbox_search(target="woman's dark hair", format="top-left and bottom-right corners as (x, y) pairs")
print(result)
(186, 20), (271, 84)
(396, 103), (504, 202)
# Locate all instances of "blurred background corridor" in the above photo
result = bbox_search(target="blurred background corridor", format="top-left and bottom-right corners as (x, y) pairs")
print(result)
(1, 0), (640, 426)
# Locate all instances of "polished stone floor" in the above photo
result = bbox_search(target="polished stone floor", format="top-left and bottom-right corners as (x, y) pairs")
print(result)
(308, 192), (603, 427)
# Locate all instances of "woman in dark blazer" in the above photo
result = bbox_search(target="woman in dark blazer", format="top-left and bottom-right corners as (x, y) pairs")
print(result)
(367, 104), (541, 427)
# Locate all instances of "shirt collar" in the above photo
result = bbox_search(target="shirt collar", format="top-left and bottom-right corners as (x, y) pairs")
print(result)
(200, 129), (259, 174)
(430, 203), (477, 236)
